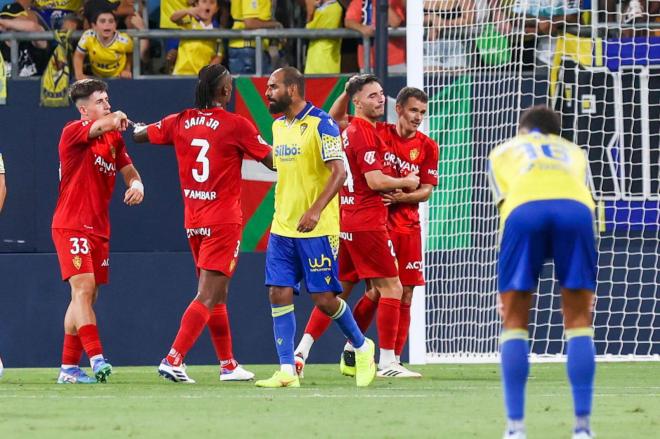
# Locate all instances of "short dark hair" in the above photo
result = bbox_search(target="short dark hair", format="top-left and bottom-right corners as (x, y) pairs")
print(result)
(69, 79), (108, 104)
(279, 67), (305, 98)
(396, 87), (428, 106)
(519, 105), (561, 135)
(195, 64), (230, 109)
(345, 74), (381, 99)
(91, 10), (116, 24)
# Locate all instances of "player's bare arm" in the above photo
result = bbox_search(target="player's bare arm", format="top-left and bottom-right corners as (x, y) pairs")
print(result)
(328, 91), (351, 131)
(131, 123), (149, 143)
(89, 111), (129, 139)
(297, 159), (346, 233)
(382, 183), (433, 206)
(364, 169), (419, 192)
(120, 165), (144, 206)
(261, 150), (275, 171)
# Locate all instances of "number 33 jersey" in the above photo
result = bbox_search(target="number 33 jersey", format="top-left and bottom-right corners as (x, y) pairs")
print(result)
(147, 107), (271, 228)
(488, 131), (595, 223)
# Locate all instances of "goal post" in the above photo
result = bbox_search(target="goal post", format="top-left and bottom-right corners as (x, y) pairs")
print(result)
(408, 1), (660, 363)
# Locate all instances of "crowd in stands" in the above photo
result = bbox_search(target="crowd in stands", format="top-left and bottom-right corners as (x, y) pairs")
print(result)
(0, 0), (657, 78)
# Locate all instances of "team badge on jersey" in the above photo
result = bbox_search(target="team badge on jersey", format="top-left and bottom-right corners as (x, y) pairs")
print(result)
(72, 255), (82, 270)
(300, 123), (308, 135)
(410, 148), (420, 161)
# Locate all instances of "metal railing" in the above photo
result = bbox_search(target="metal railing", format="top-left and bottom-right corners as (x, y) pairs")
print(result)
(0, 27), (407, 78)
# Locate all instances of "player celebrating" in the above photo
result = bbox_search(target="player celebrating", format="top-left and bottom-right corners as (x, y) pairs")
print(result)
(52, 79), (145, 384)
(256, 67), (375, 388)
(134, 64), (272, 383)
(294, 86), (438, 378)
(489, 106), (597, 439)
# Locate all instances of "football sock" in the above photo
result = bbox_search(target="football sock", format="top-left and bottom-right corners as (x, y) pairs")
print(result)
(331, 298), (366, 349)
(377, 297), (400, 351)
(271, 304), (296, 369)
(353, 294), (378, 332)
(500, 329), (529, 424)
(220, 358), (238, 372)
(167, 299), (210, 367)
(304, 307), (332, 341)
(208, 304), (234, 363)
(566, 327), (596, 429)
(61, 333), (83, 367)
(296, 333), (315, 360)
(394, 302), (412, 356)
(77, 324), (103, 359)
(506, 419), (526, 434)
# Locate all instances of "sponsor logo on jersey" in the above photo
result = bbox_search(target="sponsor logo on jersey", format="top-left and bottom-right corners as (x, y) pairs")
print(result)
(308, 254), (332, 272)
(406, 261), (423, 271)
(275, 144), (301, 162)
(186, 227), (211, 238)
(384, 152), (420, 174)
(364, 151), (376, 165)
(184, 116), (220, 130)
(72, 255), (82, 270)
(340, 232), (353, 241)
(183, 189), (217, 201)
(300, 123), (308, 135)
(94, 154), (116, 176)
(101, 258), (110, 267)
(428, 169), (438, 178)
(410, 148), (420, 161)
(341, 195), (355, 205)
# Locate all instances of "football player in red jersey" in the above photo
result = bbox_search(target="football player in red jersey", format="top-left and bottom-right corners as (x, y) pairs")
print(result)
(295, 84), (438, 378)
(133, 64), (273, 383)
(52, 79), (145, 384)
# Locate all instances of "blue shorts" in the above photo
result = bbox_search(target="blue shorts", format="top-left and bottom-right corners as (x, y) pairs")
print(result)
(498, 199), (597, 293)
(265, 233), (342, 294)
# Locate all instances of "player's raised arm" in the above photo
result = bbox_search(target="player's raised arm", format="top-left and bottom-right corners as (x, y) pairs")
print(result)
(120, 165), (144, 206)
(328, 90), (351, 132)
(89, 111), (129, 138)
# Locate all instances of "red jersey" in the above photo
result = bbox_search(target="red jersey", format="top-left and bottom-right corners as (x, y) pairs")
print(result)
(340, 117), (394, 232)
(378, 123), (439, 232)
(52, 120), (133, 239)
(146, 107), (271, 228)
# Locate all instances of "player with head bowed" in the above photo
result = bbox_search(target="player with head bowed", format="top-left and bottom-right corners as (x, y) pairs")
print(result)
(256, 67), (376, 388)
(489, 106), (597, 439)
(133, 64), (273, 383)
(295, 84), (438, 378)
(52, 79), (145, 384)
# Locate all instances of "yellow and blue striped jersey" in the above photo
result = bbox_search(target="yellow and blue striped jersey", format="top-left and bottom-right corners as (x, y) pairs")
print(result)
(271, 103), (343, 238)
(77, 30), (133, 78)
(488, 131), (595, 223)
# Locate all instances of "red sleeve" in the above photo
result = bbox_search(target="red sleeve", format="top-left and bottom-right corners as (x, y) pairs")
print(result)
(115, 134), (133, 171)
(146, 113), (178, 145)
(420, 137), (439, 186)
(61, 120), (93, 149)
(390, 0), (405, 22)
(351, 127), (383, 174)
(235, 116), (271, 161)
(345, 0), (362, 22)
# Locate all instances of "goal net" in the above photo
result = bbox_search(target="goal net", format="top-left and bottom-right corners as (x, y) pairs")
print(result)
(411, 0), (660, 362)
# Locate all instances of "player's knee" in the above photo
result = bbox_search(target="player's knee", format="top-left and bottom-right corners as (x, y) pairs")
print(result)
(70, 286), (95, 304)
(311, 294), (337, 315)
(365, 288), (380, 302)
(268, 286), (293, 306)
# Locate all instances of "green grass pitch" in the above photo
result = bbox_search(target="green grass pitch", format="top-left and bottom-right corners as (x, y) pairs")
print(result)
(0, 363), (658, 438)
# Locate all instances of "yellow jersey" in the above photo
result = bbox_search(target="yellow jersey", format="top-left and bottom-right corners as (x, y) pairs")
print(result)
(488, 131), (595, 224)
(160, 0), (188, 29)
(304, 0), (342, 74)
(271, 103), (343, 238)
(172, 19), (222, 76)
(77, 30), (133, 78)
(34, 0), (82, 11)
(229, 0), (272, 49)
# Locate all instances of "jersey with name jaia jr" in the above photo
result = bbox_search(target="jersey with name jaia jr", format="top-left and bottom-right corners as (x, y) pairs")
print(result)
(147, 107), (271, 228)
(52, 119), (133, 238)
(488, 131), (595, 223)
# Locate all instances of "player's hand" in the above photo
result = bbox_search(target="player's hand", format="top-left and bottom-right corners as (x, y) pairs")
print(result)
(297, 207), (321, 233)
(119, 69), (132, 79)
(124, 180), (144, 206)
(402, 170), (420, 190)
(382, 189), (403, 206)
(113, 111), (129, 131)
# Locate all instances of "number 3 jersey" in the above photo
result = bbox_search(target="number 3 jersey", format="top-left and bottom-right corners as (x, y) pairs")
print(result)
(488, 131), (595, 223)
(52, 120), (133, 239)
(146, 107), (271, 228)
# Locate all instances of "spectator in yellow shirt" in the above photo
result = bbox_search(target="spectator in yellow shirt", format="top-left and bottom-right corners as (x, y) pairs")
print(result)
(170, 0), (223, 76)
(229, 0), (282, 74)
(73, 11), (134, 79)
(304, 0), (343, 74)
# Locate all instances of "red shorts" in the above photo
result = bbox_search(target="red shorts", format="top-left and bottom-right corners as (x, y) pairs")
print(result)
(390, 229), (424, 286)
(187, 224), (242, 277)
(338, 230), (399, 283)
(52, 229), (110, 285)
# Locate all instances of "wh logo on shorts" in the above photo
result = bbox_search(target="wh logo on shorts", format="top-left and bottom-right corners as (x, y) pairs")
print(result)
(308, 254), (332, 272)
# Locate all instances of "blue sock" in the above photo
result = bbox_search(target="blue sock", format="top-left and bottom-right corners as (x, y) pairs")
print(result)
(566, 328), (596, 429)
(500, 329), (530, 424)
(271, 304), (296, 367)
(331, 298), (365, 349)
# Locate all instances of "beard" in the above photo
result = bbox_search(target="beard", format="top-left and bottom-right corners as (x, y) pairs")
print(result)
(268, 93), (292, 114)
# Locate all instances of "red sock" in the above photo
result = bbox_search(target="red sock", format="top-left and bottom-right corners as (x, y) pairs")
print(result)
(61, 333), (83, 365)
(353, 295), (379, 333)
(167, 300), (210, 366)
(304, 307), (332, 340)
(77, 324), (103, 359)
(208, 304), (235, 367)
(377, 298), (400, 350)
(394, 302), (411, 356)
